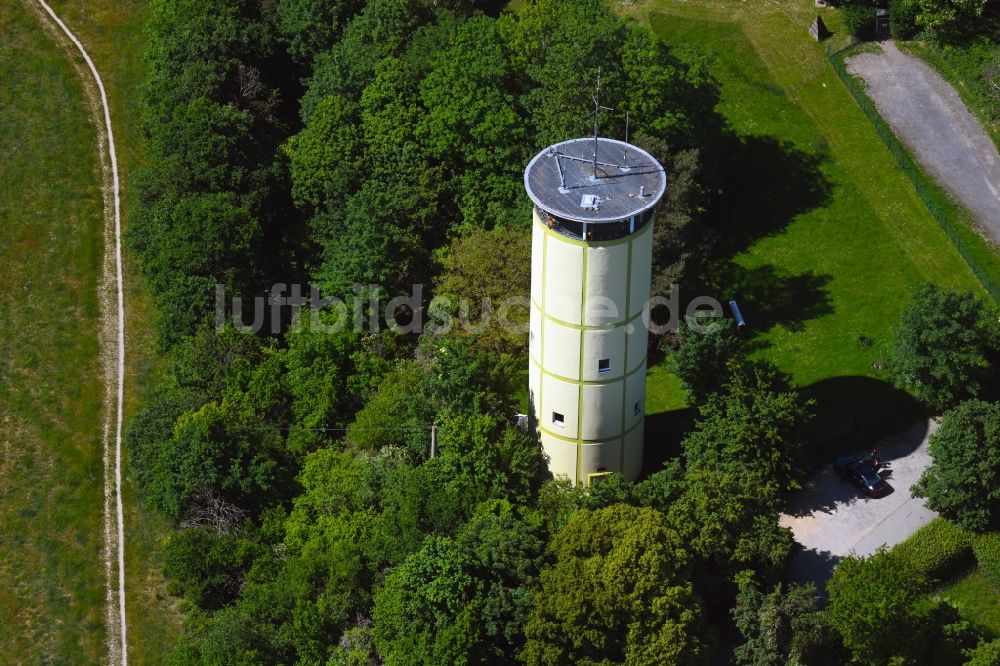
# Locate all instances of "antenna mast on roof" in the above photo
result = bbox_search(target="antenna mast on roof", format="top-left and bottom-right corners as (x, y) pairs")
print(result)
(591, 66), (614, 179)
(623, 111), (629, 166)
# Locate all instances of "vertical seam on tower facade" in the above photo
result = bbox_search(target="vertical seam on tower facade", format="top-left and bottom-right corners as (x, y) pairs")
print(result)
(620, 232), (634, 475)
(577, 243), (588, 485)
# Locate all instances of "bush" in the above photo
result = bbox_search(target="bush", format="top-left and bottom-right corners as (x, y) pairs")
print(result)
(163, 526), (264, 610)
(972, 532), (1000, 586)
(827, 548), (928, 664)
(842, 5), (875, 39)
(889, 0), (919, 39)
(930, 37), (1000, 130)
(893, 518), (973, 583)
(965, 638), (1000, 666)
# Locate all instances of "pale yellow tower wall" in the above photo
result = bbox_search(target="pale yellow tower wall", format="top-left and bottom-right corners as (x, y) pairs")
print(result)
(528, 208), (652, 485)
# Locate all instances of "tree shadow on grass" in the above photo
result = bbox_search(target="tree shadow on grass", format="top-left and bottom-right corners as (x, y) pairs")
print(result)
(801, 375), (924, 466)
(677, 135), (837, 347)
(708, 134), (834, 256)
(704, 262), (834, 343)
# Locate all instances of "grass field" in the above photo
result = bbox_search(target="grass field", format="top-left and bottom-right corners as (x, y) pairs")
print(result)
(623, 0), (992, 459)
(1, 0), (180, 661)
(0, 3), (108, 659)
(936, 568), (1000, 637)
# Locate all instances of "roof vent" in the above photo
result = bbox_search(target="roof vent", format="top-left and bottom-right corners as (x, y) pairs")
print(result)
(580, 194), (601, 210)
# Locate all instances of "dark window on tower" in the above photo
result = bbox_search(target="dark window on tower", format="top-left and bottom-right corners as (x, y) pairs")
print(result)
(552, 412), (565, 427)
(598, 358), (611, 373)
(634, 401), (642, 416)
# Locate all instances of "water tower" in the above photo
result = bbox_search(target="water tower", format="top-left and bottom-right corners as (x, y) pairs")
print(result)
(525, 136), (665, 485)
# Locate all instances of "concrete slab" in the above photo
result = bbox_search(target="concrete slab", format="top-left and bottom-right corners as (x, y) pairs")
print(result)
(780, 419), (938, 593)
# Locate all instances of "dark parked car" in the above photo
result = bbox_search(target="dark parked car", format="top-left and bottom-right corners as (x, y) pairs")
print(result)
(833, 456), (889, 497)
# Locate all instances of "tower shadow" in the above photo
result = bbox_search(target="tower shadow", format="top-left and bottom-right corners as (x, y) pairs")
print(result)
(703, 262), (835, 345)
(708, 134), (834, 256)
(801, 375), (924, 467)
(640, 405), (696, 480)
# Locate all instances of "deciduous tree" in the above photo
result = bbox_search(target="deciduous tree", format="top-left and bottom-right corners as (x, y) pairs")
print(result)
(373, 506), (544, 664)
(912, 399), (1000, 532)
(665, 313), (740, 403)
(682, 360), (812, 493)
(890, 282), (992, 412)
(522, 505), (708, 665)
(434, 226), (531, 354)
(732, 583), (846, 666)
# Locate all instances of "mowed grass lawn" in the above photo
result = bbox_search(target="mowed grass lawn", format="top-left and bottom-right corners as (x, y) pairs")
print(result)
(0, 2), (107, 660)
(629, 0), (988, 448)
(935, 569), (1000, 637)
(1, 0), (180, 661)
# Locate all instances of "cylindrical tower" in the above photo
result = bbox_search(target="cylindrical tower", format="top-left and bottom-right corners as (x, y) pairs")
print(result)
(525, 137), (665, 485)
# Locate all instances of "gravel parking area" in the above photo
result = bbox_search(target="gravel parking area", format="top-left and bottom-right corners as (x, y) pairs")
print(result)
(846, 41), (1000, 244)
(780, 419), (938, 593)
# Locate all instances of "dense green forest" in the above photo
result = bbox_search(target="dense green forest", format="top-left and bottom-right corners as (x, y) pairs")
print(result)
(122, 0), (1000, 663)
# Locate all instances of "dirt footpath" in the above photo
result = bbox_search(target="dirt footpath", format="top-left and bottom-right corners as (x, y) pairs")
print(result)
(780, 419), (938, 594)
(847, 41), (1000, 243)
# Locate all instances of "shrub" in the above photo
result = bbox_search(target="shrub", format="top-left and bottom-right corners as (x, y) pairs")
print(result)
(966, 638), (1000, 666)
(889, 0), (919, 39)
(827, 548), (928, 664)
(163, 526), (263, 610)
(841, 5), (875, 39)
(972, 532), (1000, 586)
(893, 518), (973, 583)
(932, 37), (1000, 129)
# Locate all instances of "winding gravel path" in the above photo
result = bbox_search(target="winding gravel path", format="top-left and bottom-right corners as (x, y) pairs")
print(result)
(30, 1), (128, 663)
(847, 41), (1000, 242)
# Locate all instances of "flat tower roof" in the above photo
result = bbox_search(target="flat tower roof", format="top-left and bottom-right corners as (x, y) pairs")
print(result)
(524, 137), (666, 224)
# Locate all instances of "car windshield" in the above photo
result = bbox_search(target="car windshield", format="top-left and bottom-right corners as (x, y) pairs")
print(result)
(855, 463), (882, 486)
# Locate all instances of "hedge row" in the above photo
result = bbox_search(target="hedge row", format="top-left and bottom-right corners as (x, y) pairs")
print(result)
(893, 517), (974, 583)
(973, 532), (1000, 586)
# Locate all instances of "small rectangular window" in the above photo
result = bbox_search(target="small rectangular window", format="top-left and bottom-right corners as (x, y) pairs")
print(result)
(552, 412), (565, 427)
(634, 401), (641, 416)
(598, 358), (611, 372)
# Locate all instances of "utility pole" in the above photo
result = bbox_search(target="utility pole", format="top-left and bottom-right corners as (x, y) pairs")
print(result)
(430, 423), (437, 459)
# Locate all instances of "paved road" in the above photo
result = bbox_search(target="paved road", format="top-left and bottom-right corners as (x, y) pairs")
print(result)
(780, 419), (938, 594)
(847, 41), (1000, 243)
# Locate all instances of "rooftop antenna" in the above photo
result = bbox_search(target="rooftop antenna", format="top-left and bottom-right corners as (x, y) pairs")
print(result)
(591, 66), (614, 179)
(623, 111), (629, 166)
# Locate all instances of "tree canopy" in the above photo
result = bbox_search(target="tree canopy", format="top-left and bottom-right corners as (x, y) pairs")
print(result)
(665, 313), (741, 403)
(682, 360), (813, 494)
(119, 0), (921, 663)
(521, 504), (709, 666)
(890, 282), (995, 412)
(913, 399), (1000, 532)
